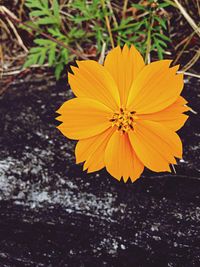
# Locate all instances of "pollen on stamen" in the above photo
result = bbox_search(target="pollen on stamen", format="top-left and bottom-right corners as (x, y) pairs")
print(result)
(109, 108), (136, 133)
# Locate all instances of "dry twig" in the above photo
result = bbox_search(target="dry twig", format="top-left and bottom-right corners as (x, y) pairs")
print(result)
(173, 0), (200, 37)
(98, 42), (106, 64)
(181, 48), (200, 72)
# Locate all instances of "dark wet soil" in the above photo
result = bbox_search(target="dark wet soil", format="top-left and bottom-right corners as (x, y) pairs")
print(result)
(0, 70), (200, 266)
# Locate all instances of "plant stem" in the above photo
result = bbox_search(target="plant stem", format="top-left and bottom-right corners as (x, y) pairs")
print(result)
(145, 15), (154, 64)
(122, 0), (128, 19)
(101, 0), (115, 48)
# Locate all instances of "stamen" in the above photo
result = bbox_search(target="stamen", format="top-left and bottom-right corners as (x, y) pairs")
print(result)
(109, 108), (136, 133)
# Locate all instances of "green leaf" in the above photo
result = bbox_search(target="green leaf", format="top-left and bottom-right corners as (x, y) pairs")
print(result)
(38, 50), (46, 64)
(154, 33), (171, 42)
(95, 27), (103, 50)
(37, 17), (58, 25)
(155, 40), (164, 59)
(53, 0), (60, 20)
(30, 10), (48, 17)
(154, 16), (167, 30)
(69, 28), (85, 38)
(23, 57), (35, 68)
(119, 17), (133, 27)
(24, 52), (40, 67)
(47, 28), (61, 37)
(25, 0), (42, 9)
(34, 38), (53, 45)
(132, 3), (147, 11)
(157, 39), (168, 47)
(162, 0), (177, 8)
(48, 46), (56, 66)
(158, 2), (171, 8)
(19, 20), (40, 32)
(129, 35), (140, 42)
(41, 0), (49, 9)
(55, 63), (64, 80)
(61, 48), (69, 61)
(29, 47), (42, 53)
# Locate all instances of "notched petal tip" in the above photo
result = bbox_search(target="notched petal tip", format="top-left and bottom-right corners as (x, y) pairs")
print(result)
(75, 60), (84, 67)
(75, 158), (81, 165)
(107, 45), (121, 55)
(122, 43), (129, 52)
(56, 124), (63, 131)
(55, 108), (61, 114)
(83, 163), (88, 172)
(68, 72), (74, 80)
(55, 115), (63, 122)
(114, 175), (122, 182)
(122, 176), (129, 183)
(170, 64), (180, 74)
(70, 65), (79, 74)
(87, 167), (96, 174)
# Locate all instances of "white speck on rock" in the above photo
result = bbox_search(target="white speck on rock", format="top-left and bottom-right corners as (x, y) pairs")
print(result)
(151, 224), (160, 232)
(120, 244), (126, 250)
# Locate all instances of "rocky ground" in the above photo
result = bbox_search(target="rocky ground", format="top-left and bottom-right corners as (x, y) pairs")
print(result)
(0, 69), (200, 266)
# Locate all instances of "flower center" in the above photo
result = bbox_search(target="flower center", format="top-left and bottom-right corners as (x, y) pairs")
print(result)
(109, 108), (136, 133)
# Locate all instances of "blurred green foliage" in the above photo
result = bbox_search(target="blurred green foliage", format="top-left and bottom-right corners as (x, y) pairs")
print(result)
(24, 0), (172, 79)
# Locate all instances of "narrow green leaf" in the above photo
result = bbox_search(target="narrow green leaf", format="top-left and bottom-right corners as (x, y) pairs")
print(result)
(155, 41), (164, 59)
(34, 39), (53, 46)
(23, 52), (40, 67)
(55, 63), (64, 80)
(163, 0), (177, 8)
(40, 0), (48, 9)
(48, 46), (56, 66)
(38, 50), (46, 65)
(159, 3), (170, 8)
(37, 17), (58, 25)
(61, 48), (69, 61)
(154, 16), (167, 30)
(29, 47), (42, 53)
(53, 0), (60, 20)
(132, 4), (147, 11)
(25, 0), (42, 9)
(23, 58), (34, 68)
(30, 10), (49, 17)
(154, 33), (171, 42)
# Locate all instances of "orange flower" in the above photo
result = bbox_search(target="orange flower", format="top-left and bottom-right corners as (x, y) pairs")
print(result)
(56, 45), (189, 182)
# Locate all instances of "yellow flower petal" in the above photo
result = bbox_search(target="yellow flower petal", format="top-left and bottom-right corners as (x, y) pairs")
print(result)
(104, 45), (145, 106)
(140, 120), (182, 158)
(156, 115), (188, 131)
(57, 98), (112, 140)
(127, 61), (184, 113)
(68, 60), (120, 110)
(128, 119), (183, 172)
(75, 127), (115, 172)
(176, 96), (188, 105)
(138, 96), (189, 131)
(104, 131), (144, 182)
